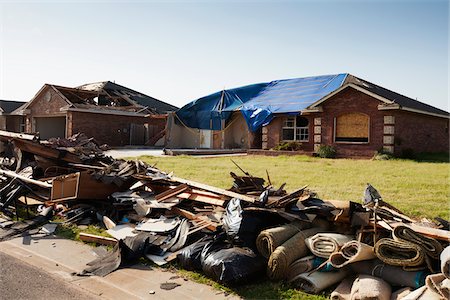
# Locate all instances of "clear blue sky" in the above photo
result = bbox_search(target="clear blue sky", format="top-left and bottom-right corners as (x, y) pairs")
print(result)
(0, 0), (448, 110)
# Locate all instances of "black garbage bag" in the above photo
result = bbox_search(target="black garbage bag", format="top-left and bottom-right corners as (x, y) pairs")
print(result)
(222, 198), (285, 250)
(177, 235), (214, 271)
(201, 246), (266, 286)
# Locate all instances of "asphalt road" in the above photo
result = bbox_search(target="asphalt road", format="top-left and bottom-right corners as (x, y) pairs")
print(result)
(0, 252), (98, 300)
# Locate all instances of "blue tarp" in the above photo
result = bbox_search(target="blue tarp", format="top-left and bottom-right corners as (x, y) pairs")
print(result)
(176, 74), (348, 132)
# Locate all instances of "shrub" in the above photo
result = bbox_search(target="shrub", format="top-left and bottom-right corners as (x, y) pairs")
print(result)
(273, 141), (303, 151)
(373, 149), (394, 160)
(317, 145), (336, 158)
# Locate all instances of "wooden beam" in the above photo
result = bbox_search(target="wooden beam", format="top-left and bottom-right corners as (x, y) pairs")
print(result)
(155, 184), (189, 202)
(0, 168), (52, 188)
(372, 220), (450, 241)
(177, 192), (226, 206)
(79, 232), (117, 246)
(170, 207), (217, 231)
(0, 130), (38, 141)
(170, 176), (255, 203)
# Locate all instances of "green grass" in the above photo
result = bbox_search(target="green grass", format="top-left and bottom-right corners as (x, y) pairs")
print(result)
(138, 154), (450, 219)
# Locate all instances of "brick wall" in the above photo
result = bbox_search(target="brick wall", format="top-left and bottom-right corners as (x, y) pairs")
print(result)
(393, 110), (449, 155)
(25, 85), (68, 132)
(70, 111), (165, 146)
(316, 88), (384, 157)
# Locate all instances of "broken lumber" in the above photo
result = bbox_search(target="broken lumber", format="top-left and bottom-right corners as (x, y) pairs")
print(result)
(170, 207), (217, 231)
(169, 176), (255, 203)
(373, 220), (450, 241)
(0, 130), (38, 141)
(155, 184), (189, 202)
(0, 168), (52, 188)
(79, 232), (117, 246)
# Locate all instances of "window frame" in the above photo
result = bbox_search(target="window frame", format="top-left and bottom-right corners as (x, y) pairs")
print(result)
(282, 116), (309, 142)
(333, 113), (370, 144)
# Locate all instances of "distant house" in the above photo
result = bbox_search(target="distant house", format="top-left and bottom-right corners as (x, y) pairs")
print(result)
(12, 81), (178, 146)
(0, 100), (26, 132)
(168, 74), (449, 157)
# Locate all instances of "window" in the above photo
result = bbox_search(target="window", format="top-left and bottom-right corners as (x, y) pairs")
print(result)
(335, 113), (369, 143)
(282, 116), (309, 142)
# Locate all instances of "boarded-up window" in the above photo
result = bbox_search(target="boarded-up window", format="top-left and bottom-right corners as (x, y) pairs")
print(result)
(335, 113), (369, 143)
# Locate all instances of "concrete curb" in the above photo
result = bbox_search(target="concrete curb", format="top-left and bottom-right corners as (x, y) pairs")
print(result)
(0, 235), (237, 300)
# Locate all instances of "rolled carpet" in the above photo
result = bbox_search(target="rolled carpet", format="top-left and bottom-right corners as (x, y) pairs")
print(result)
(350, 275), (392, 300)
(391, 287), (412, 300)
(441, 245), (450, 279)
(331, 277), (354, 300)
(289, 270), (348, 294)
(425, 273), (449, 300)
(349, 259), (428, 288)
(330, 240), (376, 268)
(256, 223), (302, 259)
(305, 233), (353, 258)
(393, 226), (442, 260)
(267, 227), (320, 280)
(374, 238), (426, 270)
(401, 285), (441, 300)
(287, 255), (336, 282)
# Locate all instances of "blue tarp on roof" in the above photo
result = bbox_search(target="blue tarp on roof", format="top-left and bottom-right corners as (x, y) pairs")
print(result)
(176, 74), (348, 132)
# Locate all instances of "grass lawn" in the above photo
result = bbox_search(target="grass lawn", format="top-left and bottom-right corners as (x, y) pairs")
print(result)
(133, 154), (449, 299)
(139, 154), (449, 219)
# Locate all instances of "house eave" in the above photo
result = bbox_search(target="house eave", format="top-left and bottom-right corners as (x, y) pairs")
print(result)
(378, 104), (450, 119)
(65, 107), (149, 117)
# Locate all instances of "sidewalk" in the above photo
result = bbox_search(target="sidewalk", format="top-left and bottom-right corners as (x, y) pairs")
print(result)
(0, 234), (238, 300)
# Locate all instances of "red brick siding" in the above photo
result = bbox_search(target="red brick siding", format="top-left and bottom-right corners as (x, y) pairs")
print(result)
(70, 112), (165, 146)
(25, 86), (68, 132)
(393, 110), (449, 155)
(316, 88), (384, 157)
(265, 117), (283, 149)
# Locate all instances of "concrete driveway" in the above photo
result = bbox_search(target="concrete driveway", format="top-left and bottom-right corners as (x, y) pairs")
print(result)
(105, 148), (164, 159)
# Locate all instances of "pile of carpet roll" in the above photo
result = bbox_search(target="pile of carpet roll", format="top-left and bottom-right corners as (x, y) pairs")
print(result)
(256, 218), (449, 299)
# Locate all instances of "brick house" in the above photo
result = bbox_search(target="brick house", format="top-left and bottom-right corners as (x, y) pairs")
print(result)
(11, 81), (178, 146)
(169, 74), (449, 157)
(0, 100), (26, 132)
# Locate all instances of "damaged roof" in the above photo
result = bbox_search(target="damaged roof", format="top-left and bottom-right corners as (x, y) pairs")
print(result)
(77, 81), (178, 114)
(15, 81), (178, 116)
(176, 73), (449, 132)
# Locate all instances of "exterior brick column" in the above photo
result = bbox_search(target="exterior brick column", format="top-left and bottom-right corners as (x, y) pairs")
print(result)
(383, 115), (395, 153)
(313, 117), (322, 152)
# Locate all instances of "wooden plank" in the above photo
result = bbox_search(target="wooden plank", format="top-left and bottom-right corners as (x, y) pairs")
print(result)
(79, 232), (117, 246)
(0, 168), (52, 188)
(12, 139), (82, 164)
(277, 185), (308, 203)
(372, 220), (450, 241)
(155, 184), (189, 202)
(0, 130), (38, 141)
(170, 176), (255, 203)
(170, 207), (217, 231)
(17, 196), (45, 206)
(177, 192), (226, 206)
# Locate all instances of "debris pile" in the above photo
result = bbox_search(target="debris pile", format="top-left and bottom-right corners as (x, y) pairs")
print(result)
(0, 130), (449, 299)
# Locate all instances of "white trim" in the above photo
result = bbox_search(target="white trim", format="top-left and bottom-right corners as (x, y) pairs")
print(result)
(66, 107), (148, 117)
(401, 107), (449, 119)
(301, 107), (323, 113)
(378, 104), (449, 118)
(378, 104), (401, 110)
